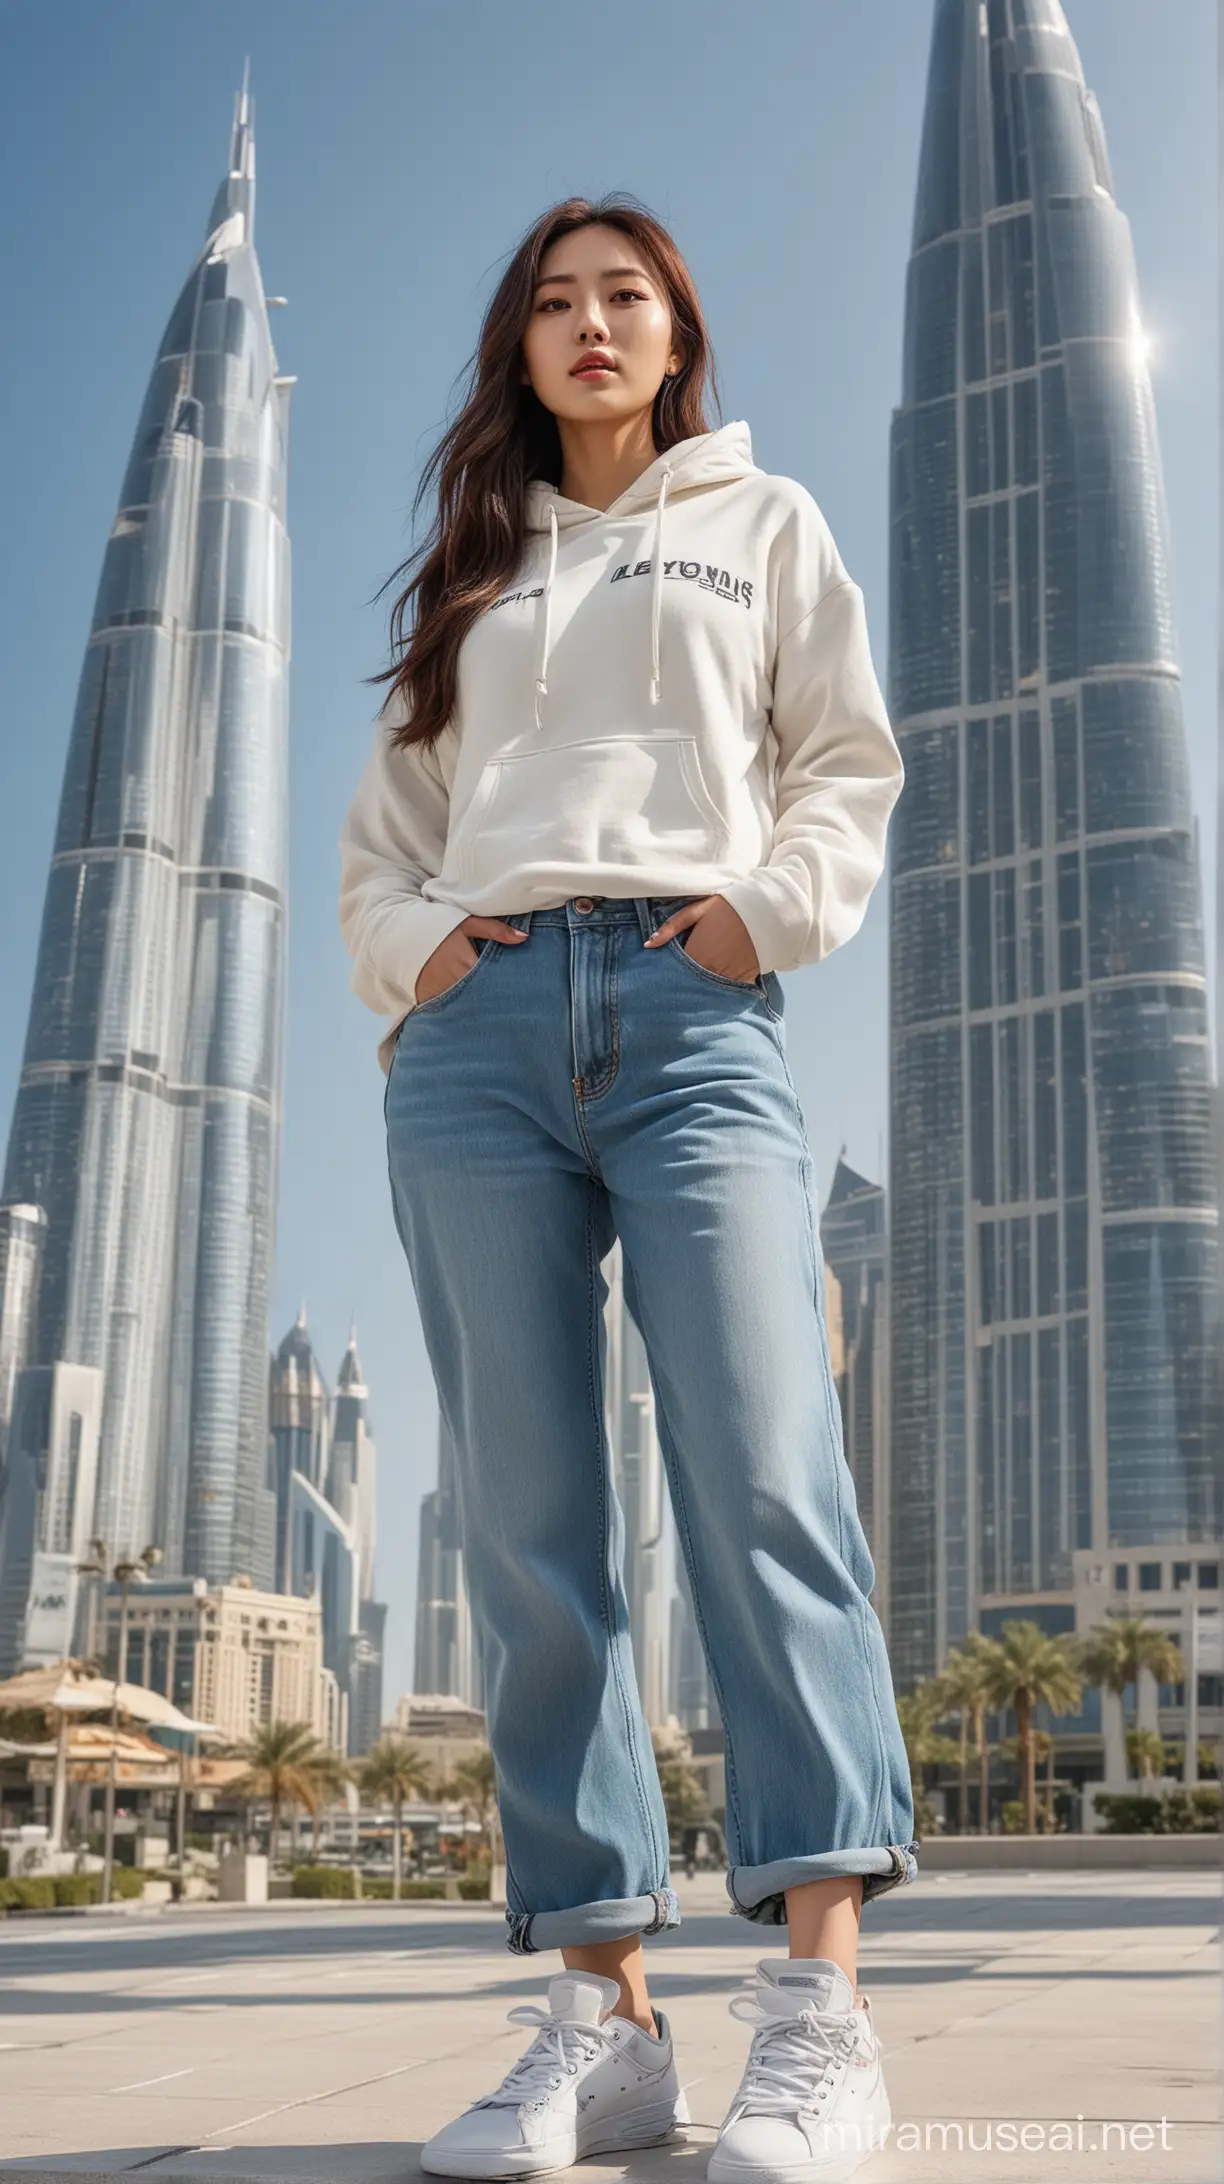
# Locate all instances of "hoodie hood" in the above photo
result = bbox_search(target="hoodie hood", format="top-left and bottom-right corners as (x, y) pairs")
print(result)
(523, 418), (758, 730)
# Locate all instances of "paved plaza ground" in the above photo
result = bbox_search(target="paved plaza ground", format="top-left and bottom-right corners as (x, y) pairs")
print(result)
(0, 1867), (1218, 2182)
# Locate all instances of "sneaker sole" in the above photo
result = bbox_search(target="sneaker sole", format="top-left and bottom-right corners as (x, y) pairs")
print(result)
(421, 2090), (691, 2178)
(707, 2092), (891, 2184)
(581, 2088), (692, 2157)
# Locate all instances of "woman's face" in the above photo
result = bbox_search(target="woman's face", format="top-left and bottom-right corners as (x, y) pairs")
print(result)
(520, 223), (682, 426)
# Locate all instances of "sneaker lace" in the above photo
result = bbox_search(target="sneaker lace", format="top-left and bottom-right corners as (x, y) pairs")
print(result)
(478, 2004), (623, 2109)
(726, 1994), (858, 2119)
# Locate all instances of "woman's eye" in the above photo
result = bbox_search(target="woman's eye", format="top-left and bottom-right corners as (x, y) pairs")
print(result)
(538, 290), (647, 311)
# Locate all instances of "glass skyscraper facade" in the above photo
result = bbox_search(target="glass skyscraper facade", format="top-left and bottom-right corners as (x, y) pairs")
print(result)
(0, 73), (292, 1587)
(887, 0), (1218, 1686)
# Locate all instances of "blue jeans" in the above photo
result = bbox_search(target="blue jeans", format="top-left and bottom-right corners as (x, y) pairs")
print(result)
(384, 893), (917, 1954)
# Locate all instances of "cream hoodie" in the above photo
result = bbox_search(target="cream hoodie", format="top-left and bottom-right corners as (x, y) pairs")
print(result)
(338, 419), (903, 1075)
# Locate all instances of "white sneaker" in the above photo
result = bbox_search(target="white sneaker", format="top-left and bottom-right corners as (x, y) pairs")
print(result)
(707, 1958), (890, 2184)
(420, 1968), (691, 2178)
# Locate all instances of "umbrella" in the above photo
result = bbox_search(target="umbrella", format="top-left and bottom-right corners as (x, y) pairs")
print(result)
(0, 1658), (217, 1852)
(0, 1660), (215, 1735)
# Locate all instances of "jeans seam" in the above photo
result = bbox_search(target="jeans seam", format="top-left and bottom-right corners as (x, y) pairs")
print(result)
(795, 1135), (895, 1849)
(571, 1089), (603, 1179)
(647, 1370), (747, 1862)
(585, 1179), (665, 1880)
(576, 930), (621, 1102)
(859, 1596), (892, 1844)
(502, 1836), (528, 1920)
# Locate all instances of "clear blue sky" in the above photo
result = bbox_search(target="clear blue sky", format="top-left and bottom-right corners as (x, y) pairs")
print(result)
(0, 1), (1216, 1707)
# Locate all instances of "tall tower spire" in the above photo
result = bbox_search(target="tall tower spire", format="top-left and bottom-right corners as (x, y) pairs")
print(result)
(0, 81), (291, 1585)
(207, 62), (256, 244)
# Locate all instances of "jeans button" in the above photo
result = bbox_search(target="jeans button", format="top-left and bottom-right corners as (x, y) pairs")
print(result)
(573, 897), (596, 913)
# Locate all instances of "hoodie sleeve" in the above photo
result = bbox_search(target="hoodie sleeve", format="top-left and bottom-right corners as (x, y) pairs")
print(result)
(337, 705), (471, 1018)
(719, 570), (905, 978)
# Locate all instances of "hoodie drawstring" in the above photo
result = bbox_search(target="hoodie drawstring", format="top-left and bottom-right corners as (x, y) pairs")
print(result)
(533, 499), (560, 733)
(533, 463), (673, 732)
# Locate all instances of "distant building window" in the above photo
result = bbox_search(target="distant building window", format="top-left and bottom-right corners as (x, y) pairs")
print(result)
(1113, 1565), (1130, 1592)
(1199, 1565), (1220, 1591)
(1138, 1563), (1162, 1593)
(1172, 1563), (1193, 1591)
(1197, 1675), (1223, 1708)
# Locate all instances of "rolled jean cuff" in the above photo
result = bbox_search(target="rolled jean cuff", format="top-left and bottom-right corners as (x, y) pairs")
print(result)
(505, 1885), (681, 1955)
(727, 1842), (920, 1923)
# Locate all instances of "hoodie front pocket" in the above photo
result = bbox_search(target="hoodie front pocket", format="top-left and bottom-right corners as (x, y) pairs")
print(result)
(449, 734), (731, 891)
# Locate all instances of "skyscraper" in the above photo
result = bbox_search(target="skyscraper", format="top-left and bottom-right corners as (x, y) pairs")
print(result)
(0, 70), (293, 1592)
(0, 1362), (103, 1674)
(268, 1306), (331, 1592)
(327, 1328), (379, 1605)
(888, 0), (1218, 1686)
(0, 1206), (46, 1478)
(273, 1311), (387, 1751)
(289, 1468), (356, 1754)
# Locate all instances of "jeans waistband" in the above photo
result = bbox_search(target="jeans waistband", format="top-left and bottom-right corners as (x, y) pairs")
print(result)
(508, 894), (702, 931)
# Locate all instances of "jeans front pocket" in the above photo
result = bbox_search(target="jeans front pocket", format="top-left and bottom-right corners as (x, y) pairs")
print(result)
(657, 912), (782, 1019)
(408, 933), (499, 1017)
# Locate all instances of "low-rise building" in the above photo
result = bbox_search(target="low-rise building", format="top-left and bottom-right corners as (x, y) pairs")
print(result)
(391, 1692), (487, 1777)
(1074, 1544), (1222, 1781)
(103, 1574), (345, 1749)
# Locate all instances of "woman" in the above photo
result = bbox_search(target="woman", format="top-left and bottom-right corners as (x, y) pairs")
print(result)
(338, 193), (916, 2184)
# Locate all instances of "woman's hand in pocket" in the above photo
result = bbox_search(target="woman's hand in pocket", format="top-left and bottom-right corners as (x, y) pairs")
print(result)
(414, 916), (526, 1005)
(644, 895), (761, 983)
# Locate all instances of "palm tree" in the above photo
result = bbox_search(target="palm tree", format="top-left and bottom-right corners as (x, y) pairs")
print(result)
(305, 1748), (352, 1858)
(1001, 1728), (1063, 1829)
(1126, 1728), (1167, 1782)
(1077, 1616), (1185, 1783)
(935, 1634), (1003, 1834)
(984, 1623), (1082, 1834)
(358, 1737), (434, 1900)
(895, 1684), (960, 1836)
(225, 1720), (325, 1865)
(1035, 1727), (1056, 1829)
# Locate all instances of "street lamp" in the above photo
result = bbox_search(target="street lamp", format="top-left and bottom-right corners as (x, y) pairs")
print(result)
(75, 1536), (109, 1670)
(75, 1542), (162, 1906)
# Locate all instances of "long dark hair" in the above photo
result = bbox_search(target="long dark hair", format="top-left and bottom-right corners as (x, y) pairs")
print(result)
(366, 193), (721, 754)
